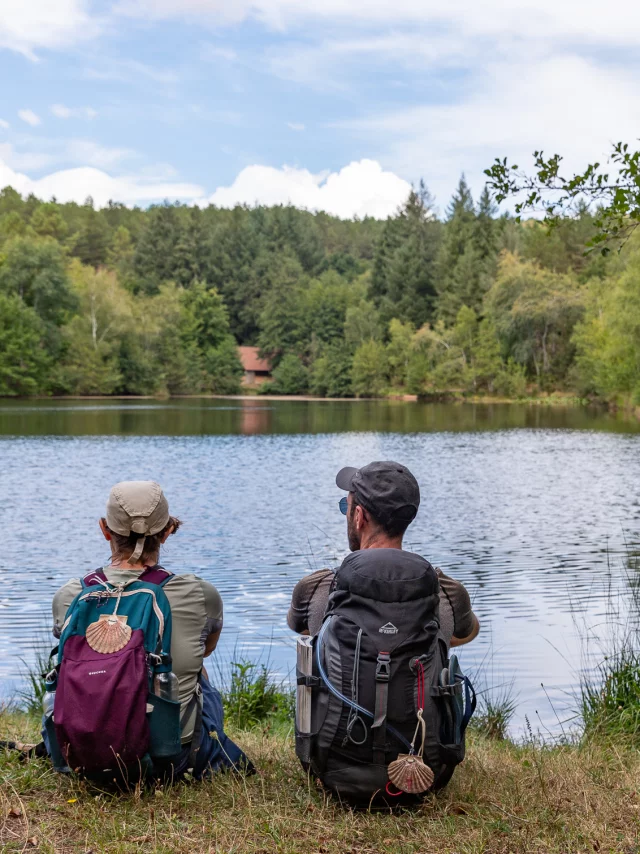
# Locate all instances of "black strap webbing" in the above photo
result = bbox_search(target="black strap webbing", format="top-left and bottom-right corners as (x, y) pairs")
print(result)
(181, 683), (204, 772)
(371, 651), (390, 765)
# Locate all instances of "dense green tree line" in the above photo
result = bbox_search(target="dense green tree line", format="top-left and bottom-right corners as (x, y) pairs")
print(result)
(0, 180), (637, 404)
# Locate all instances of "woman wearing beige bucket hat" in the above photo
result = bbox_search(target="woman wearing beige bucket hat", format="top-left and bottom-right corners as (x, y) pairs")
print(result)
(41, 480), (253, 780)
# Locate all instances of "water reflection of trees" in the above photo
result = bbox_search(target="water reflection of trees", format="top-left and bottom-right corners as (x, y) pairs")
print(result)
(2, 398), (640, 437)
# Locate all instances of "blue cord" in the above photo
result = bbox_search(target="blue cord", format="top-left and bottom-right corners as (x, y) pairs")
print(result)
(316, 618), (412, 752)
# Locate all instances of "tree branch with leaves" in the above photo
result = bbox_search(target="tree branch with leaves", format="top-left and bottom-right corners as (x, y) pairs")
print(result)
(485, 143), (640, 253)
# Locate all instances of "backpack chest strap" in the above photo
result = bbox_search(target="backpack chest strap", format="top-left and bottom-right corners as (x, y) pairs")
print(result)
(371, 651), (390, 765)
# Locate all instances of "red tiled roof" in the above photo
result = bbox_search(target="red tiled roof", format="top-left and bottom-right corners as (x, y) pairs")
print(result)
(238, 346), (272, 373)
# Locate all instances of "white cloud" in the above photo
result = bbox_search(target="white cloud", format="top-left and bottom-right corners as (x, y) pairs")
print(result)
(18, 109), (41, 127)
(337, 54), (640, 209)
(287, 122), (305, 131)
(0, 157), (204, 208)
(0, 149), (407, 217)
(201, 43), (237, 61)
(204, 159), (410, 218)
(114, 0), (640, 48)
(0, 138), (133, 173)
(84, 59), (180, 86)
(0, 0), (99, 60)
(64, 140), (133, 169)
(0, 143), (55, 172)
(267, 32), (468, 89)
(51, 104), (98, 120)
(0, 119), (8, 130)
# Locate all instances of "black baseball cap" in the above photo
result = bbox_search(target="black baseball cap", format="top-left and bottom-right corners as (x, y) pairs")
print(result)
(336, 461), (420, 526)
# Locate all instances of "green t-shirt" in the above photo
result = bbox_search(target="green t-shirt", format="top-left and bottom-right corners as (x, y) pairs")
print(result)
(52, 568), (223, 743)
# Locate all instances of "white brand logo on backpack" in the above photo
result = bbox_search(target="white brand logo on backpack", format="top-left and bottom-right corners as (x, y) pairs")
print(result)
(379, 622), (398, 635)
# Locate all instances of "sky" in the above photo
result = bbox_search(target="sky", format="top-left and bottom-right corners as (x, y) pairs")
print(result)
(1, 1), (639, 219)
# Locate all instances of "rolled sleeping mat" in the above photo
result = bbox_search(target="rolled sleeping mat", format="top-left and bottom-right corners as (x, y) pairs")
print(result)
(296, 635), (313, 765)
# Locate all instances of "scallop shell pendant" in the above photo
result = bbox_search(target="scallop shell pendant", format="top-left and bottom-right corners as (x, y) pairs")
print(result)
(86, 614), (131, 654)
(388, 754), (434, 794)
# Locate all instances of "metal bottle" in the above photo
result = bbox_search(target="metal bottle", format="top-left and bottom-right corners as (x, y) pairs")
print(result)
(153, 670), (180, 702)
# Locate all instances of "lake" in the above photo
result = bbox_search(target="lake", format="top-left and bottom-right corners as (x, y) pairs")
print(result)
(1, 397), (639, 736)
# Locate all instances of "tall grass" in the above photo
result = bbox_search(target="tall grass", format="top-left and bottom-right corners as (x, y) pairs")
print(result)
(17, 645), (54, 717)
(577, 553), (640, 743)
(16, 641), (295, 732)
(471, 685), (517, 741)
(222, 660), (294, 731)
(581, 634), (640, 742)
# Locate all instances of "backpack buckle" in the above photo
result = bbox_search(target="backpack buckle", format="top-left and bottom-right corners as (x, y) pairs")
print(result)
(375, 652), (391, 682)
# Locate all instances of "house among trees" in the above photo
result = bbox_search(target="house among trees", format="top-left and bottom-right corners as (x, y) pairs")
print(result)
(238, 346), (272, 387)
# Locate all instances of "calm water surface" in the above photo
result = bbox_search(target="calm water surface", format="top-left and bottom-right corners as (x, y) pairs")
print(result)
(1, 398), (639, 736)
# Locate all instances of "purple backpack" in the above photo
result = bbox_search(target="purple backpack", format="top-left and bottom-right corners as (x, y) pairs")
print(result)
(50, 566), (179, 774)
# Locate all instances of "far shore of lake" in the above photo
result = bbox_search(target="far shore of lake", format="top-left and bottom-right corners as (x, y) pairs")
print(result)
(0, 390), (606, 407)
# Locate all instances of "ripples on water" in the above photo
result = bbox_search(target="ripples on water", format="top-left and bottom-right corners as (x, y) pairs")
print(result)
(1, 398), (639, 736)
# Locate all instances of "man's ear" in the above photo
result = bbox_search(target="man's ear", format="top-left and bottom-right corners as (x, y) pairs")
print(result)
(355, 505), (367, 530)
(99, 518), (111, 541)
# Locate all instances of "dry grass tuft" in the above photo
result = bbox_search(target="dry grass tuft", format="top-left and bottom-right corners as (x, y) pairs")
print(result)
(1, 711), (639, 854)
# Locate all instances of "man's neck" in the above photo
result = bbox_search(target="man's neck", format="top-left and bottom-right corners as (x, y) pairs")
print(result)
(359, 530), (403, 550)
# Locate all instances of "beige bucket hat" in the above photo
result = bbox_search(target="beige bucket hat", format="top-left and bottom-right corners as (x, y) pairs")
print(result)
(106, 481), (170, 564)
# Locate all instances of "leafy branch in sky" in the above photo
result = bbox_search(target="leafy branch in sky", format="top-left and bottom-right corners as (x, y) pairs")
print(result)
(485, 143), (640, 253)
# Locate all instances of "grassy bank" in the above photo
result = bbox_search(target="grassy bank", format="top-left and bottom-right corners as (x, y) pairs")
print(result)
(1, 709), (639, 854)
(4, 621), (640, 854)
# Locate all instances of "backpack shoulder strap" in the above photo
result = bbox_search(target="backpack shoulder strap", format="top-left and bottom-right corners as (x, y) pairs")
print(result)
(80, 565), (173, 590)
(80, 568), (109, 589)
(138, 565), (174, 587)
(371, 651), (391, 764)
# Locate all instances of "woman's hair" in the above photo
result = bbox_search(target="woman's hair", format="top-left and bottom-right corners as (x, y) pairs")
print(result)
(103, 516), (182, 564)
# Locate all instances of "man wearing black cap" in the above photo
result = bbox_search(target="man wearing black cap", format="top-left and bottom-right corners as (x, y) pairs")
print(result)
(287, 461), (479, 648)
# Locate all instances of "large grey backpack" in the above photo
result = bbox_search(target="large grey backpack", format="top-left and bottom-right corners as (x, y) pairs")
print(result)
(295, 549), (475, 807)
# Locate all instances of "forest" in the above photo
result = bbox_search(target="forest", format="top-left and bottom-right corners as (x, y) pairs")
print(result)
(0, 178), (638, 405)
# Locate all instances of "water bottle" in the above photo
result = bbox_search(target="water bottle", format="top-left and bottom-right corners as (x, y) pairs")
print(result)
(153, 670), (180, 702)
(42, 678), (56, 718)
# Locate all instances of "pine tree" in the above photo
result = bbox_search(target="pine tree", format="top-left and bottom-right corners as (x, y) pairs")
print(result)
(435, 175), (480, 323)
(205, 207), (264, 342)
(475, 185), (499, 262)
(133, 204), (183, 293)
(473, 185), (501, 300)
(70, 200), (111, 269)
(370, 181), (441, 327)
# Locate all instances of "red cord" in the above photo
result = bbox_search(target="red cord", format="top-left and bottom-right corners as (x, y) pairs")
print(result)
(386, 661), (426, 799)
(416, 660), (425, 711)
(385, 782), (404, 797)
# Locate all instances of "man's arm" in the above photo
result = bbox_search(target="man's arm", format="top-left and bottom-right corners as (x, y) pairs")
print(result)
(287, 569), (333, 635)
(287, 575), (314, 635)
(450, 614), (480, 647)
(438, 571), (480, 647)
(201, 581), (223, 658)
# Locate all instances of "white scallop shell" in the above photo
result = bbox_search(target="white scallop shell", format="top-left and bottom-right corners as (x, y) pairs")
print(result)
(86, 616), (132, 654)
(388, 754), (434, 793)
